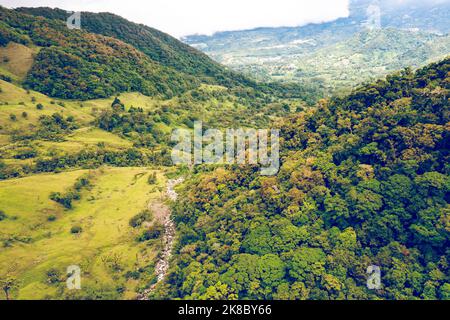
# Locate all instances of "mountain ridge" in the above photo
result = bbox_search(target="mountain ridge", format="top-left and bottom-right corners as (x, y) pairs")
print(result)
(182, 0), (450, 94)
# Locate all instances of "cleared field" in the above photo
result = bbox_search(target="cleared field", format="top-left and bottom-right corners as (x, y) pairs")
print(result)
(0, 79), (58, 106)
(0, 43), (36, 80)
(0, 127), (133, 163)
(0, 167), (166, 300)
(28, 127), (133, 156)
(0, 81), (139, 161)
(0, 134), (9, 146)
(79, 92), (161, 114)
(0, 80), (95, 134)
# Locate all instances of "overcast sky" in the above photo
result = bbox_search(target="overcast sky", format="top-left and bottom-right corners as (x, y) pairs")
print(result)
(0, 0), (352, 37)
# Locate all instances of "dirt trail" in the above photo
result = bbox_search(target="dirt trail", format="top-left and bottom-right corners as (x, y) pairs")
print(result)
(137, 177), (184, 300)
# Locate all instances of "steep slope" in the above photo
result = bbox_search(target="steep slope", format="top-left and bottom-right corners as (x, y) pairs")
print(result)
(13, 6), (322, 102)
(0, 6), (200, 100)
(159, 58), (450, 300)
(15, 7), (237, 86)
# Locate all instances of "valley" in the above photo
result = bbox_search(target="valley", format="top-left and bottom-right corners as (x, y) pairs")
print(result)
(0, 3), (448, 301)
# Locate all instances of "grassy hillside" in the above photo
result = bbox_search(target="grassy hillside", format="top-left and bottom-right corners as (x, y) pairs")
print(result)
(0, 71), (194, 300)
(15, 7), (233, 84)
(0, 42), (35, 81)
(0, 167), (167, 300)
(0, 71), (192, 300)
(0, 69), (302, 184)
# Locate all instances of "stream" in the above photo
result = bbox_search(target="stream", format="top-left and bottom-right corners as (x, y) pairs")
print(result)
(137, 177), (184, 300)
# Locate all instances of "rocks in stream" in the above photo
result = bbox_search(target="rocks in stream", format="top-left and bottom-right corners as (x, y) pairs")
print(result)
(137, 177), (184, 300)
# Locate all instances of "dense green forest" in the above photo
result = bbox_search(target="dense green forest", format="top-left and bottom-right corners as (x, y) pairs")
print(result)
(184, 0), (450, 95)
(157, 58), (450, 300)
(15, 7), (236, 82)
(0, 6), (199, 99)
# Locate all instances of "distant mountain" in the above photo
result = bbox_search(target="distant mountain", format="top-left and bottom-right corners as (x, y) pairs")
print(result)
(14, 7), (237, 86)
(183, 0), (450, 93)
(166, 56), (450, 301)
(293, 29), (450, 92)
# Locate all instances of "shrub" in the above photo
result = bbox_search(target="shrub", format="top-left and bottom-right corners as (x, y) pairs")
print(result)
(161, 114), (171, 125)
(137, 224), (163, 242)
(50, 192), (76, 209)
(36, 103), (44, 110)
(111, 97), (125, 111)
(74, 176), (91, 191)
(46, 268), (62, 284)
(182, 118), (194, 128)
(70, 225), (82, 234)
(124, 270), (141, 280)
(147, 172), (157, 185)
(0, 210), (7, 221)
(129, 210), (152, 228)
(0, 74), (12, 82)
(13, 147), (37, 159)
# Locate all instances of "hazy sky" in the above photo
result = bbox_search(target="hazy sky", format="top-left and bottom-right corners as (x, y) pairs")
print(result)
(0, 0), (351, 37)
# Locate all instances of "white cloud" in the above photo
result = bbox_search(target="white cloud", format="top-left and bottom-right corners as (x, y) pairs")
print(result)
(0, 0), (350, 37)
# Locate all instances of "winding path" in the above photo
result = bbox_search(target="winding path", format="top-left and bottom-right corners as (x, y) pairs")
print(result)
(137, 177), (184, 300)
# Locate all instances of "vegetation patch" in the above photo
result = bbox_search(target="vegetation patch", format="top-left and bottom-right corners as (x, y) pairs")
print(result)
(50, 173), (93, 209)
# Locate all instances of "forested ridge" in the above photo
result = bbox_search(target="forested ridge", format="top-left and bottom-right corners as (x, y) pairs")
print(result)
(0, 4), (449, 301)
(1, 6), (320, 103)
(0, 6), (202, 100)
(159, 58), (450, 300)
